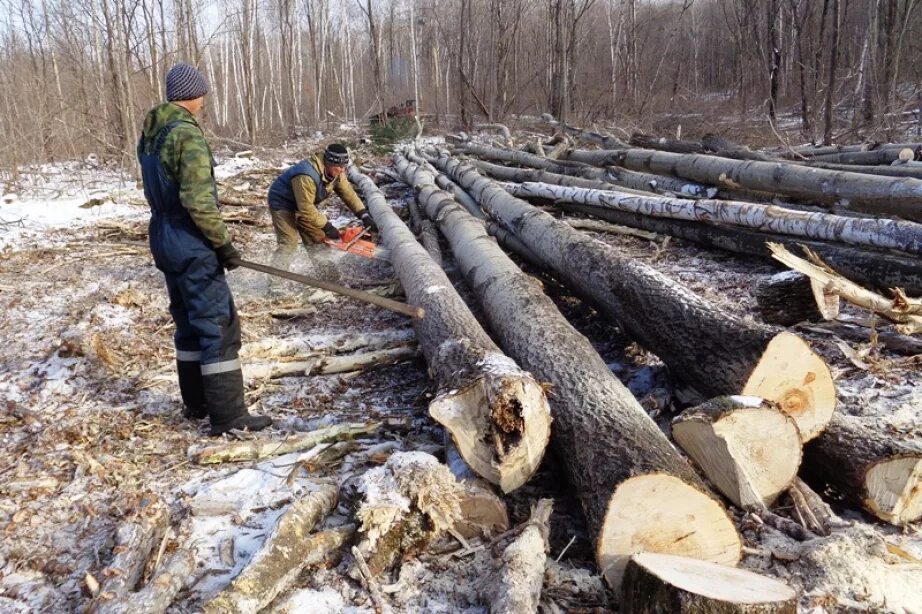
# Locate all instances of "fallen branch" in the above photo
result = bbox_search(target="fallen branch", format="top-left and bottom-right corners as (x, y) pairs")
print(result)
(768, 243), (922, 334)
(204, 485), (342, 614)
(188, 422), (380, 464)
(91, 495), (169, 606)
(487, 499), (553, 614)
(96, 548), (197, 614)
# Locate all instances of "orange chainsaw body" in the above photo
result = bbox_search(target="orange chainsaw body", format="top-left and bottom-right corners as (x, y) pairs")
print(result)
(325, 226), (378, 259)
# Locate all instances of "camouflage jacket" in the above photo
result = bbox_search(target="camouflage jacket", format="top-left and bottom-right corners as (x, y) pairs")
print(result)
(140, 103), (229, 248)
(290, 153), (366, 242)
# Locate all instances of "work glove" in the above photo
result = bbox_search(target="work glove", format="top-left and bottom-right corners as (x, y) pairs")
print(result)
(359, 211), (378, 232)
(322, 222), (341, 241)
(215, 242), (242, 271)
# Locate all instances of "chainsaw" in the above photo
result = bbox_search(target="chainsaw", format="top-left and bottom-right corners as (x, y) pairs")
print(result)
(325, 225), (389, 261)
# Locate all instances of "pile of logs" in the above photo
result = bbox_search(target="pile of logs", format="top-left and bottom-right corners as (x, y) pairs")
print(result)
(345, 126), (921, 609)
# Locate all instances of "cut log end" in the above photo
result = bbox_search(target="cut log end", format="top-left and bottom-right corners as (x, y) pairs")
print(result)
(672, 397), (802, 509)
(621, 552), (797, 614)
(430, 374), (551, 493)
(597, 474), (741, 589)
(864, 455), (922, 526)
(741, 332), (835, 442)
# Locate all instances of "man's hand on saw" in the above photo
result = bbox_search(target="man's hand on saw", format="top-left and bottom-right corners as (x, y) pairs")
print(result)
(322, 222), (341, 241)
(359, 211), (378, 232)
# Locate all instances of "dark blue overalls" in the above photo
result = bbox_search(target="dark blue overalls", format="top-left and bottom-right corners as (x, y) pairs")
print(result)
(137, 122), (244, 423)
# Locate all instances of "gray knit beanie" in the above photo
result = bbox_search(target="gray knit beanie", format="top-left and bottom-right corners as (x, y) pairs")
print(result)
(166, 63), (208, 102)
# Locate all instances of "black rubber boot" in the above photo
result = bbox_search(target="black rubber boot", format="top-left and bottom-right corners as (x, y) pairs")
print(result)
(203, 368), (272, 436)
(177, 360), (207, 420)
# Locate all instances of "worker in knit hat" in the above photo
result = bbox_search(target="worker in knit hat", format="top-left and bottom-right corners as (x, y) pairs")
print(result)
(136, 62), (272, 436)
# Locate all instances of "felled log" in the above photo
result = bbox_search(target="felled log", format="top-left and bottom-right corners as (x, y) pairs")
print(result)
(562, 148), (922, 221)
(809, 147), (915, 165)
(407, 198), (442, 265)
(204, 485), (341, 614)
(243, 345), (418, 380)
(805, 161), (922, 179)
(429, 153), (836, 443)
(475, 123), (513, 146)
(755, 272), (838, 326)
(458, 142), (717, 198)
(800, 319), (922, 356)
(96, 548), (197, 614)
(351, 167), (551, 493)
(91, 494), (169, 606)
(399, 153), (741, 588)
(621, 553), (797, 614)
(529, 200), (922, 295)
(671, 397), (802, 509)
(802, 414), (922, 526)
(471, 158), (648, 196)
(769, 243), (922, 334)
(188, 422), (380, 464)
(630, 132), (774, 162)
(488, 499), (553, 614)
(500, 180), (922, 256)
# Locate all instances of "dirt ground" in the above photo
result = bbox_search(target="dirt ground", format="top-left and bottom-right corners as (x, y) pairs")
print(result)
(1, 136), (921, 613)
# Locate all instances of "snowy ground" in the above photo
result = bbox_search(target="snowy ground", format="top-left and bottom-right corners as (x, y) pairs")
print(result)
(1, 144), (921, 613)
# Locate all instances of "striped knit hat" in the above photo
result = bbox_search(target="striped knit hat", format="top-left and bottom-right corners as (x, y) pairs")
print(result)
(166, 63), (208, 102)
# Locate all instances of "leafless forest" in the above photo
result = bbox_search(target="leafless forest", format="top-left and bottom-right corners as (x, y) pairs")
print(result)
(2, 0), (922, 169)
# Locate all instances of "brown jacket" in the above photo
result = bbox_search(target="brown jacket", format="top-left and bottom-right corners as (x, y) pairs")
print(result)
(292, 154), (366, 242)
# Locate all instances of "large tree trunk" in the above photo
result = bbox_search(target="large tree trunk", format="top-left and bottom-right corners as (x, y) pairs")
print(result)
(803, 161), (922, 179)
(802, 414), (922, 526)
(522, 200), (922, 295)
(427, 153), (836, 443)
(500, 180), (922, 256)
(394, 153), (741, 589)
(458, 142), (719, 199)
(349, 167), (550, 493)
(563, 148), (922, 220)
(630, 132), (775, 162)
(621, 553), (797, 614)
(809, 148), (915, 165)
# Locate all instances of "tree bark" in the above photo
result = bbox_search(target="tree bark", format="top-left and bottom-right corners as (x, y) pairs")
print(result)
(428, 153), (836, 443)
(804, 161), (922, 179)
(802, 414), (922, 526)
(397, 153), (741, 589)
(540, 113), (629, 149)
(349, 167), (551, 493)
(96, 549), (197, 614)
(672, 397), (802, 509)
(563, 148), (922, 221)
(204, 489), (344, 614)
(621, 553), (797, 614)
(500, 180), (922, 256)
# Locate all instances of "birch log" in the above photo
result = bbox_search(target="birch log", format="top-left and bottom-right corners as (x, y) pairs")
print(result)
(488, 499), (553, 614)
(802, 414), (922, 526)
(428, 152), (836, 442)
(530, 200), (922, 295)
(458, 142), (717, 198)
(204, 485), (341, 614)
(396, 153), (741, 589)
(350, 167), (550, 493)
(562, 148), (922, 220)
(501, 180), (922, 256)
